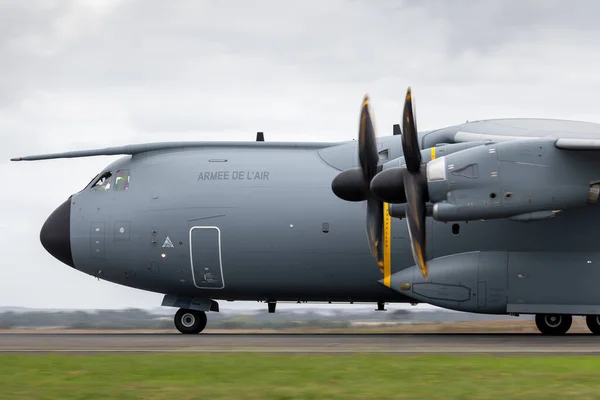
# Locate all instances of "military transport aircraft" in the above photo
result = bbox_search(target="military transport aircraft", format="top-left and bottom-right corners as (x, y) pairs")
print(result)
(12, 87), (600, 335)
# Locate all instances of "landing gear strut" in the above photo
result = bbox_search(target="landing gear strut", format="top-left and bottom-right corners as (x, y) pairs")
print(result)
(535, 313), (572, 335)
(174, 308), (207, 334)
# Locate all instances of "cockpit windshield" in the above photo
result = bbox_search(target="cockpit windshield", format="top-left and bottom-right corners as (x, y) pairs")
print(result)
(88, 169), (130, 192)
(91, 172), (112, 191)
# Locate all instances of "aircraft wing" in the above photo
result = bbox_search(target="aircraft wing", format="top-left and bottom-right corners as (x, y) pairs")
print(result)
(422, 118), (600, 148)
(10, 141), (337, 161)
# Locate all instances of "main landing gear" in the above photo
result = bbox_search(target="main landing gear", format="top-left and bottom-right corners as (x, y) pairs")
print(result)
(535, 313), (600, 334)
(174, 308), (207, 334)
(585, 315), (600, 334)
(535, 314), (572, 335)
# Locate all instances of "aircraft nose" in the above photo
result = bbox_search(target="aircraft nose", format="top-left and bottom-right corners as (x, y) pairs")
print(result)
(40, 197), (74, 267)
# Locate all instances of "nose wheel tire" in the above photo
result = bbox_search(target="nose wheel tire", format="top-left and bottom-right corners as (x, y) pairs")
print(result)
(174, 309), (207, 334)
(535, 314), (572, 335)
(585, 315), (600, 334)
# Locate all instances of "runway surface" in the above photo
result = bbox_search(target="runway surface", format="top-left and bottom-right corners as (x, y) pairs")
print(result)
(1, 333), (600, 354)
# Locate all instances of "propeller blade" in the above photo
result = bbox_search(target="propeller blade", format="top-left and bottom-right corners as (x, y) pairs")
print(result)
(366, 195), (384, 265)
(404, 173), (428, 279)
(359, 95), (379, 182)
(358, 95), (384, 263)
(401, 87), (421, 172)
(331, 94), (385, 272)
(401, 87), (428, 279)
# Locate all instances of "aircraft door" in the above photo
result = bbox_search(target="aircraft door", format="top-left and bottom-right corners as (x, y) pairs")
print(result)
(189, 226), (225, 289)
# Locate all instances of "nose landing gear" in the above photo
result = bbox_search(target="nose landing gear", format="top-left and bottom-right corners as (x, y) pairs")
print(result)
(174, 308), (207, 334)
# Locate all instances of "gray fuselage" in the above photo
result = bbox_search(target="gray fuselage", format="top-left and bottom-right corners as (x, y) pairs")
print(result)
(62, 136), (600, 308)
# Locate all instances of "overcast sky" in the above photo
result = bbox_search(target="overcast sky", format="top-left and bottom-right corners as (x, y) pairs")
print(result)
(2, 0), (600, 311)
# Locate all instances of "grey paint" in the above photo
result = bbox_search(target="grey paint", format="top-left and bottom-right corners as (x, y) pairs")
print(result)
(421, 118), (600, 149)
(161, 295), (219, 312)
(15, 117), (600, 315)
(427, 139), (600, 222)
(68, 145), (415, 303)
(389, 249), (600, 315)
(11, 141), (338, 161)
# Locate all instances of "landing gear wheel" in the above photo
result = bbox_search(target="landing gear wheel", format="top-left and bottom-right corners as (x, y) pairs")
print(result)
(174, 309), (207, 334)
(585, 315), (600, 334)
(535, 314), (572, 335)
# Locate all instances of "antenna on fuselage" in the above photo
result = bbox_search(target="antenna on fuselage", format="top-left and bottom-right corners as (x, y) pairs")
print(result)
(256, 132), (264, 142)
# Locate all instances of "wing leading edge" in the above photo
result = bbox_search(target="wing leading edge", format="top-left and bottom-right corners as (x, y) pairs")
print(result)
(422, 118), (600, 148)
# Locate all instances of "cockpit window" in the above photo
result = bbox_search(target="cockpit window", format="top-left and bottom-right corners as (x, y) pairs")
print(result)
(91, 172), (113, 191)
(114, 170), (130, 191)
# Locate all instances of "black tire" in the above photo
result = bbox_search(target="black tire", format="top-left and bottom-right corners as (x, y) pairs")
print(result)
(586, 315), (600, 334)
(535, 314), (572, 335)
(174, 309), (207, 334)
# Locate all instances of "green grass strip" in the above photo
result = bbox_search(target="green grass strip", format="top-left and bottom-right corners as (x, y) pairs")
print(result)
(1, 354), (599, 399)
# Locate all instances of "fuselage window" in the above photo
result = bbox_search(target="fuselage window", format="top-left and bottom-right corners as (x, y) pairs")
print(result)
(91, 172), (113, 192)
(114, 170), (130, 191)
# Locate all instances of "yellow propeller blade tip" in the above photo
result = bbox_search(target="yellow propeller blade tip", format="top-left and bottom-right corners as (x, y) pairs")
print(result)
(420, 265), (428, 280)
(362, 94), (370, 107)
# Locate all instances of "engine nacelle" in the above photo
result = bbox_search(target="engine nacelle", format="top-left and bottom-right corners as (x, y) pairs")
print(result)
(387, 251), (508, 313)
(426, 139), (600, 222)
(386, 251), (600, 315)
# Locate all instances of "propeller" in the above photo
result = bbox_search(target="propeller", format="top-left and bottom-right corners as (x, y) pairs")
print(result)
(331, 95), (385, 266)
(371, 87), (430, 279)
